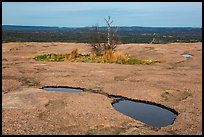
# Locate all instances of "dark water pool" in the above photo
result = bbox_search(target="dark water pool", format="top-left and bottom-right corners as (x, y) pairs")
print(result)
(181, 54), (192, 58)
(112, 99), (177, 128)
(42, 87), (82, 92)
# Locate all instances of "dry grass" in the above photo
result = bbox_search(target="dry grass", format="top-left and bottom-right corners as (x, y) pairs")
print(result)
(64, 49), (79, 61)
(102, 50), (129, 62)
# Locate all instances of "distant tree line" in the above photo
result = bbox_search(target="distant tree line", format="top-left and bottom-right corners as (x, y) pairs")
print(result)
(2, 26), (202, 44)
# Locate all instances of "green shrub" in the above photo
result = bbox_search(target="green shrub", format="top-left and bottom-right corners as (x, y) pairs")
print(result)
(33, 55), (47, 61)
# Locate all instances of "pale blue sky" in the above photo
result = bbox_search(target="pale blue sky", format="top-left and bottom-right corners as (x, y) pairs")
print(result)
(2, 2), (202, 27)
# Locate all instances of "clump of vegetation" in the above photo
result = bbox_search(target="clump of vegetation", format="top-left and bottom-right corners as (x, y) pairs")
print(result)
(33, 53), (64, 62)
(64, 48), (79, 61)
(102, 50), (129, 62)
(33, 48), (158, 65)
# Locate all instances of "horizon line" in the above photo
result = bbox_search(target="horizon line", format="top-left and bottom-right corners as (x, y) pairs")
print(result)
(2, 24), (202, 28)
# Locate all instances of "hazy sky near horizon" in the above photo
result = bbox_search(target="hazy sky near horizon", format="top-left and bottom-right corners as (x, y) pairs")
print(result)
(2, 2), (202, 27)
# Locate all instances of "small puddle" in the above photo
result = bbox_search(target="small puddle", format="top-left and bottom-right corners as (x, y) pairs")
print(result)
(181, 54), (192, 58)
(42, 86), (83, 92)
(112, 99), (177, 128)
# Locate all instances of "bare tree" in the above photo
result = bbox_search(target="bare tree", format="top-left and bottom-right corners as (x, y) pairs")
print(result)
(104, 16), (113, 49)
(89, 16), (119, 55)
(104, 16), (118, 50)
(150, 33), (161, 44)
(150, 33), (156, 44)
(150, 38), (155, 44)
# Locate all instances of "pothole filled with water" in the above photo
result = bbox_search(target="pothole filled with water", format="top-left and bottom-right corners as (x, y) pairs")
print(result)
(112, 98), (178, 128)
(181, 54), (193, 58)
(42, 86), (83, 92)
(41, 86), (178, 128)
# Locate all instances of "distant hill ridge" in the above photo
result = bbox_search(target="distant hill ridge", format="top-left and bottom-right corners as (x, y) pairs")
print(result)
(2, 25), (202, 43)
(2, 25), (201, 31)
